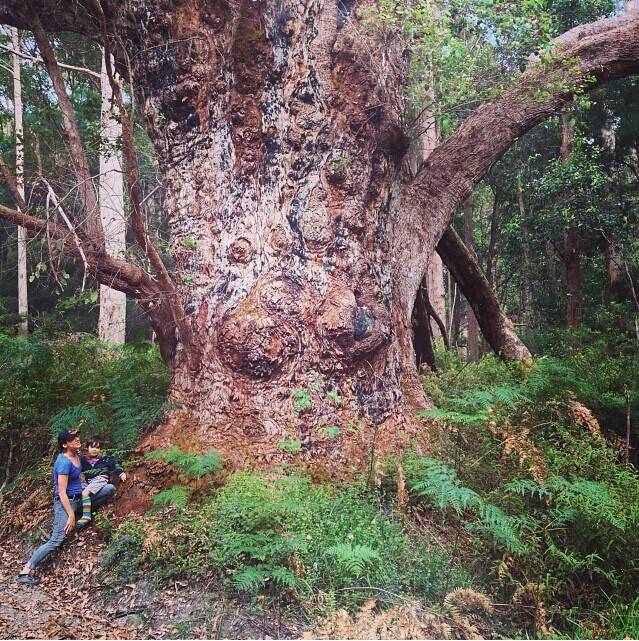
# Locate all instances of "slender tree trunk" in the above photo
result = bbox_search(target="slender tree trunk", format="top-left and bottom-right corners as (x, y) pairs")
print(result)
(559, 113), (582, 331)
(517, 177), (533, 327)
(564, 226), (582, 330)
(98, 51), (126, 344)
(546, 240), (558, 302)
(463, 199), (480, 361)
(11, 27), (27, 336)
(437, 227), (532, 362)
(426, 254), (446, 339)
(600, 107), (625, 301)
(486, 198), (500, 291)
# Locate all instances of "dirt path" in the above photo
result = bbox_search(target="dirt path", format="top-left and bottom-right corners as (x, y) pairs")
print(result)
(0, 528), (132, 640)
(0, 523), (302, 640)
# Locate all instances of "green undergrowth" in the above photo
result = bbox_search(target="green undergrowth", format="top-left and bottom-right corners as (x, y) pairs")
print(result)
(0, 332), (169, 483)
(100, 469), (472, 617)
(416, 347), (639, 638)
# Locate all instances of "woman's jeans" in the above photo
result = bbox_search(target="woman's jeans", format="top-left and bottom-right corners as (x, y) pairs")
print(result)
(27, 484), (115, 570)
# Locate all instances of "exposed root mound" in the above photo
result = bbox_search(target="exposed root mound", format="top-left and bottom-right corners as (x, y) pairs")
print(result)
(138, 406), (428, 484)
(306, 589), (495, 640)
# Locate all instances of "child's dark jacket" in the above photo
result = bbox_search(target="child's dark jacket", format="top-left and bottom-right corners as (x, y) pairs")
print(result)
(80, 455), (123, 482)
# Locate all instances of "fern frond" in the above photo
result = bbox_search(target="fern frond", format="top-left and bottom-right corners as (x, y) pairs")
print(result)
(233, 566), (267, 592)
(146, 447), (222, 479)
(152, 485), (190, 510)
(326, 543), (381, 577)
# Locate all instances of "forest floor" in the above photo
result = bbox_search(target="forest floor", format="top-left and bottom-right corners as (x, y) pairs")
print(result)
(0, 511), (304, 640)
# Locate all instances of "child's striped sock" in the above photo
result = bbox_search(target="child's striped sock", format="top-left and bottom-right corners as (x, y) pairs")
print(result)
(77, 496), (92, 527)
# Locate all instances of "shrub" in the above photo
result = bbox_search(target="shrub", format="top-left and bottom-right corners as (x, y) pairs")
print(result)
(419, 349), (639, 631)
(0, 332), (169, 483)
(128, 470), (471, 612)
(100, 517), (145, 583)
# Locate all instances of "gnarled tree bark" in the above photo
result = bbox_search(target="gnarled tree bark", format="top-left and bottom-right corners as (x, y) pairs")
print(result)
(0, 2), (637, 467)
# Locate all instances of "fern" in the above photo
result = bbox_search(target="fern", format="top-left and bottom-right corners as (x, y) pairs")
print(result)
(408, 457), (482, 513)
(147, 447), (222, 479)
(269, 566), (298, 588)
(326, 543), (381, 577)
(49, 405), (105, 441)
(107, 383), (165, 452)
(469, 503), (525, 554)
(418, 407), (489, 425)
(233, 566), (267, 592)
(507, 476), (627, 531)
(505, 478), (552, 501)
(406, 456), (524, 554)
(524, 357), (583, 402)
(152, 485), (190, 510)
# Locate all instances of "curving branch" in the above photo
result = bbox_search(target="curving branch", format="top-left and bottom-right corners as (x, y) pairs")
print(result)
(403, 10), (639, 248)
(0, 201), (156, 299)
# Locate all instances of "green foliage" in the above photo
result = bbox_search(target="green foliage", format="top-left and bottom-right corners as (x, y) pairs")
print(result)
(326, 543), (382, 578)
(101, 518), (145, 583)
(0, 334), (169, 478)
(136, 471), (471, 611)
(325, 389), (344, 406)
(363, 0), (606, 137)
(421, 350), (639, 632)
(291, 387), (312, 413)
(405, 456), (524, 554)
(277, 438), (302, 454)
(146, 448), (222, 513)
(563, 596), (639, 640)
(147, 447), (222, 479)
(319, 426), (340, 439)
(152, 485), (190, 511)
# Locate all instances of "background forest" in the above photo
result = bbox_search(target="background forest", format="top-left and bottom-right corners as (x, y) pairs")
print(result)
(0, 0), (638, 639)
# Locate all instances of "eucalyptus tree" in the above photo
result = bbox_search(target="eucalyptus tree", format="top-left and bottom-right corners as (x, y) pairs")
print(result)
(0, 0), (637, 465)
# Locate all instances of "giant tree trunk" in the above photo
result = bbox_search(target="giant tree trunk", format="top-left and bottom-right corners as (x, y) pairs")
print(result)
(1, 1), (638, 469)
(122, 1), (427, 467)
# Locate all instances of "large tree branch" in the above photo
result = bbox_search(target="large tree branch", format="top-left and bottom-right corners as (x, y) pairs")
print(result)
(437, 227), (532, 362)
(0, 201), (155, 299)
(404, 11), (639, 248)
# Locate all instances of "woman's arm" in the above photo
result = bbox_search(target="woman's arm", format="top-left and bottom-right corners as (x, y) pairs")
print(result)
(57, 474), (76, 534)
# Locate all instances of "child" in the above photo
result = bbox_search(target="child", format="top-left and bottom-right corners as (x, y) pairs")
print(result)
(77, 435), (126, 527)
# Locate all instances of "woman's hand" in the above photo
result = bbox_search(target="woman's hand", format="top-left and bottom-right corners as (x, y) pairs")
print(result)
(64, 513), (76, 534)
(119, 472), (127, 482)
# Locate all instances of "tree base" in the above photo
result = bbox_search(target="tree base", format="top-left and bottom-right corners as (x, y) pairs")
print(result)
(139, 404), (428, 478)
